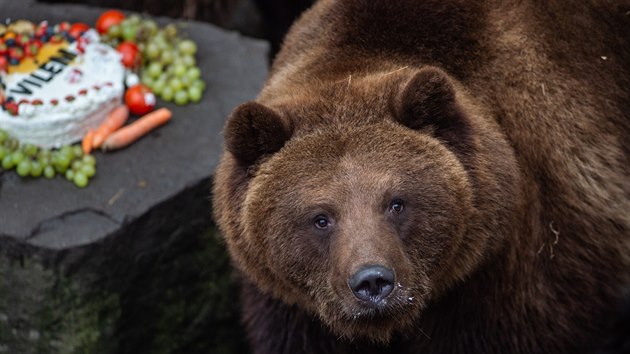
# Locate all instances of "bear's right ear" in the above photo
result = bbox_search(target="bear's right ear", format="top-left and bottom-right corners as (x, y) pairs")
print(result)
(393, 67), (472, 158)
(224, 101), (292, 166)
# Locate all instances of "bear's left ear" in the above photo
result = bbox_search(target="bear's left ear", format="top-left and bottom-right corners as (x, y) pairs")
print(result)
(224, 101), (293, 166)
(393, 67), (472, 155)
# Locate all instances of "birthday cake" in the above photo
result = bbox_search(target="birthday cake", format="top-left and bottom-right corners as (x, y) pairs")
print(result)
(0, 20), (125, 148)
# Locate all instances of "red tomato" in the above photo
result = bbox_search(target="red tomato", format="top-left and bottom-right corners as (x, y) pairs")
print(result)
(125, 84), (156, 115)
(116, 41), (141, 69)
(96, 10), (125, 34)
(69, 23), (90, 38)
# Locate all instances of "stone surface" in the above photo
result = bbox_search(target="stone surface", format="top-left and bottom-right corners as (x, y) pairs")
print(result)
(0, 0), (268, 250)
(0, 1), (268, 353)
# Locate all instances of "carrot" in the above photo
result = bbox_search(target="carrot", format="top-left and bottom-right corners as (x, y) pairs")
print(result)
(102, 108), (172, 151)
(92, 105), (129, 148)
(82, 129), (95, 155)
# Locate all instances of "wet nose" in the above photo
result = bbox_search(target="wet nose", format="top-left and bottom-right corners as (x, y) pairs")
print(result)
(348, 265), (395, 303)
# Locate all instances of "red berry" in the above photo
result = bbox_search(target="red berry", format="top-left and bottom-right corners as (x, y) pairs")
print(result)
(0, 43), (7, 56)
(69, 23), (90, 39)
(16, 34), (31, 46)
(8, 47), (24, 60)
(24, 43), (39, 57)
(5, 102), (19, 115)
(35, 21), (48, 37)
(50, 34), (64, 43)
(58, 22), (71, 32)
(0, 56), (8, 72)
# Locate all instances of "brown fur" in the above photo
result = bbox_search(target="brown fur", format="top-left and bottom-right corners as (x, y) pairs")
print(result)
(212, 0), (630, 353)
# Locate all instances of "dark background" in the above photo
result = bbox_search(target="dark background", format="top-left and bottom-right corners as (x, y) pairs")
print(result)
(40, 0), (315, 58)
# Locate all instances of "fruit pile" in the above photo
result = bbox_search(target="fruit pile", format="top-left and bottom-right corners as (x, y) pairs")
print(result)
(0, 20), (90, 71)
(0, 128), (96, 188)
(96, 10), (206, 106)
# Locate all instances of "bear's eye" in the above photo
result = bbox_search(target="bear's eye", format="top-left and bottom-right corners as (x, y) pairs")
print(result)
(314, 215), (330, 229)
(390, 200), (405, 213)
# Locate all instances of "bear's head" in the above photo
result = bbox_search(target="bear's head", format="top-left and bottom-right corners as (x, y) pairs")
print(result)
(213, 67), (521, 342)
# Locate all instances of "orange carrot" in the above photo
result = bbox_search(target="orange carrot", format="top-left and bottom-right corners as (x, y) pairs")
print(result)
(102, 108), (172, 151)
(92, 105), (129, 148)
(82, 129), (95, 155)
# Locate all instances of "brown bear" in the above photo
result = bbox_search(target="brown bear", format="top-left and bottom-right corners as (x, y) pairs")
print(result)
(212, 0), (630, 353)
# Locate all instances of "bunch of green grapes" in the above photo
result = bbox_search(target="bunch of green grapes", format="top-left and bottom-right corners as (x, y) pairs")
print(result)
(0, 129), (96, 188)
(105, 15), (206, 105)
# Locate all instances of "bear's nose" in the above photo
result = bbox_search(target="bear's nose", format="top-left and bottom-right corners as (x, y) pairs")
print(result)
(348, 265), (395, 303)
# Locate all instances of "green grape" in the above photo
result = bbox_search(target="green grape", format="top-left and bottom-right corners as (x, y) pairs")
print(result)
(0, 146), (8, 160)
(161, 86), (174, 102)
(2, 155), (14, 169)
(0, 129), (8, 144)
(128, 14), (142, 25)
(141, 20), (158, 36)
(121, 25), (138, 41)
(152, 78), (166, 95)
(145, 43), (160, 60)
(72, 145), (84, 159)
(65, 169), (75, 181)
(54, 153), (71, 172)
(71, 160), (83, 171)
(44, 165), (56, 179)
(147, 62), (163, 78)
(141, 74), (155, 89)
(191, 79), (206, 92)
(73, 171), (89, 188)
(173, 63), (187, 77)
(178, 39), (197, 55)
(160, 51), (174, 65)
(164, 24), (178, 39)
(37, 149), (51, 161)
(59, 145), (73, 157)
(168, 77), (183, 91)
(174, 90), (189, 105)
(30, 161), (43, 177)
(108, 24), (122, 38)
(188, 86), (202, 103)
(23, 144), (38, 157)
(80, 164), (96, 178)
(181, 55), (196, 67)
(154, 37), (169, 52)
(11, 151), (25, 165)
(16, 160), (31, 177)
(186, 67), (201, 81)
(4, 138), (19, 151)
(82, 154), (96, 166)
(179, 75), (191, 89)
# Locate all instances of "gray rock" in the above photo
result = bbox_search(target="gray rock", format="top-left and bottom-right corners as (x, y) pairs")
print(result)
(0, 0), (268, 249)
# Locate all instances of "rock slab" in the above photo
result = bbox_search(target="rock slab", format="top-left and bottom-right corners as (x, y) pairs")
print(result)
(0, 1), (268, 353)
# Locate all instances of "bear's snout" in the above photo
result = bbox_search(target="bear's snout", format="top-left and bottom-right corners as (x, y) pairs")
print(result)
(348, 265), (395, 304)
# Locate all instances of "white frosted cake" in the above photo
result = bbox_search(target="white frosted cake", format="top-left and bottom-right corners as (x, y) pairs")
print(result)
(0, 28), (125, 148)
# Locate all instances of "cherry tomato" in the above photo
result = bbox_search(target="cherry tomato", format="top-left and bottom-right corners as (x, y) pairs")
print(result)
(125, 84), (156, 115)
(69, 23), (90, 38)
(116, 41), (141, 69)
(96, 10), (125, 34)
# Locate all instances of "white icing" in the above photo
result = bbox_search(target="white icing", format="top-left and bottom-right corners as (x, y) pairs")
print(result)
(0, 29), (125, 148)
